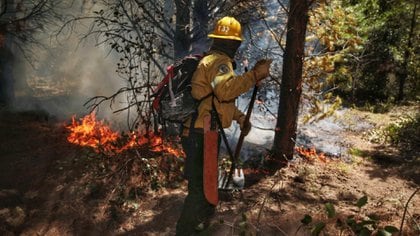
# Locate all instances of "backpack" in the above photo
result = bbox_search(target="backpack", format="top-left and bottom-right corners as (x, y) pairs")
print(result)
(152, 54), (203, 123)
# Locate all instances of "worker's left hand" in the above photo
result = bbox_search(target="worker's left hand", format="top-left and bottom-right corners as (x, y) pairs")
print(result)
(252, 59), (272, 81)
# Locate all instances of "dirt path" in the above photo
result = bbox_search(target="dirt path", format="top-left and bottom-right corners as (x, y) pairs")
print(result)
(0, 108), (418, 235)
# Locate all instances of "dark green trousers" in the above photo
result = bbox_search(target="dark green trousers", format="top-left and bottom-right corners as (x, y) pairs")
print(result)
(175, 131), (216, 236)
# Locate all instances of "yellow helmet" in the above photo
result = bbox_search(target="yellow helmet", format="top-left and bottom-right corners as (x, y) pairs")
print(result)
(208, 16), (243, 41)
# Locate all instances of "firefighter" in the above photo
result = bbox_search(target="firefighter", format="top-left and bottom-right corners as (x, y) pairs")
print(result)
(176, 16), (272, 235)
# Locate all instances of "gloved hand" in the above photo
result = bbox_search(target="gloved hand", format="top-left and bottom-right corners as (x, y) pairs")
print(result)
(238, 116), (251, 136)
(252, 59), (272, 81)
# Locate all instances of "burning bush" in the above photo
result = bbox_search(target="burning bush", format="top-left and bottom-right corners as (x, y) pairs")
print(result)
(66, 113), (184, 157)
(65, 113), (185, 195)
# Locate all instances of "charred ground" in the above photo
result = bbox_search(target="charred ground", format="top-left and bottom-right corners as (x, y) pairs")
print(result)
(0, 104), (418, 235)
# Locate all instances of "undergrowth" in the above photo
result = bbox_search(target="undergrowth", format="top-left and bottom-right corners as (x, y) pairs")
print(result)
(82, 142), (184, 199)
(364, 113), (419, 156)
(297, 189), (419, 236)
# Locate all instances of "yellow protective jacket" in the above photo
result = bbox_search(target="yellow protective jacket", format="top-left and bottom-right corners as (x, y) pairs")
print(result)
(184, 51), (257, 130)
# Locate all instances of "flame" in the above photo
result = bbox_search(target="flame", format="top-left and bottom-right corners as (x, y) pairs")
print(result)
(67, 113), (120, 153)
(149, 135), (185, 157)
(66, 113), (184, 157)
(295, 146), (327, 163)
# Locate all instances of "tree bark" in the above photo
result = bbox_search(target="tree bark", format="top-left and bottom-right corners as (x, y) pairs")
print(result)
(397, 2), (417, 102)
(0, 33), (15, 107)
(191, 0), (209, 54)
(174, 0), (192, 59)
(272, 0), (310, 163)
(0, 0), (16, 107)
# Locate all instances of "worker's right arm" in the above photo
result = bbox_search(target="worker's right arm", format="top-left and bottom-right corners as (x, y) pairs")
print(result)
(210, 58), (257, 102)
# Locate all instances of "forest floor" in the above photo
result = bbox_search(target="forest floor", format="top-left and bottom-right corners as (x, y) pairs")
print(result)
(0, 103), (418, 236)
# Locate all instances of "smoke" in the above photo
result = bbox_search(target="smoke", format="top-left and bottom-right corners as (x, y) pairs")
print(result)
(14, 36), (123, 121)
(12, 1), (127, 125)
(218, 0), (356, 160)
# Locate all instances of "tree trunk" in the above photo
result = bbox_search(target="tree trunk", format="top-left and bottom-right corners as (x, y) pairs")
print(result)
(0, 36), (15, 107)
(191, 0), (209, 54)
(0, 0), (16, 107)
(174, 0), (192, 59)
(397, 2), (417, 102)
(272, 0), (310, 163)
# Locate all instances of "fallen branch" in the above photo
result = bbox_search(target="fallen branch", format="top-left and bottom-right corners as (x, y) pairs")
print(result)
(268, 223), (288, 236)
(256, 181), (277, 224)
(399, 187), (419, 235)
(256, 171), (284, 230)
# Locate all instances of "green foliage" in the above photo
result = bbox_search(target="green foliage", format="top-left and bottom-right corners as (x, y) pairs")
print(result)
(341, 0), (419, 103)
(301, 214), (313, 225)
(348, 148), (367, 157)
(356, 195), (368, 208)
(311, 222), (326, 236)
(385, 114), (419, 146)
(366, 114), (419, 149)
(299, 196), (399, 235)
(304, 0), (419, 105)
(384, 226), (399, 234)
(303, 0), (364, 123)
(325, 203), (336, 218)
(238, 212), (251, 236)
(357, 102), (393, 114)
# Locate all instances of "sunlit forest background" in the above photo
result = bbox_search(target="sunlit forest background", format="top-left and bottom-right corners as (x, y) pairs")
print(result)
(0, 0), (418, 235)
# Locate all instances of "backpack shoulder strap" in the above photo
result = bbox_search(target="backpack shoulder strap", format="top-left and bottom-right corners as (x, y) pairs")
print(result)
(151, 65), (174, 110)
(210, 96), (234, 161)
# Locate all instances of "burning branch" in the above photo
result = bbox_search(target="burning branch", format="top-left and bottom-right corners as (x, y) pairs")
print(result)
(66, 113), (184, 157)
(295, 146), (328, 163)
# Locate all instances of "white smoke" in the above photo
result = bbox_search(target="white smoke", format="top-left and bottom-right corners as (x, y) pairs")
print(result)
(13, 2), (128, 125)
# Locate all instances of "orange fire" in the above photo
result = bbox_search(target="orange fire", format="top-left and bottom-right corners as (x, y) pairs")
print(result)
(66, 113), (184, 157)
(67, 113), (119, 154)
(295, 146), (327, 163)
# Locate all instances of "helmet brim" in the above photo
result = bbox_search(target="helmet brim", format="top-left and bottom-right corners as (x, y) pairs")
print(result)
(208, 33), (243, 41)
